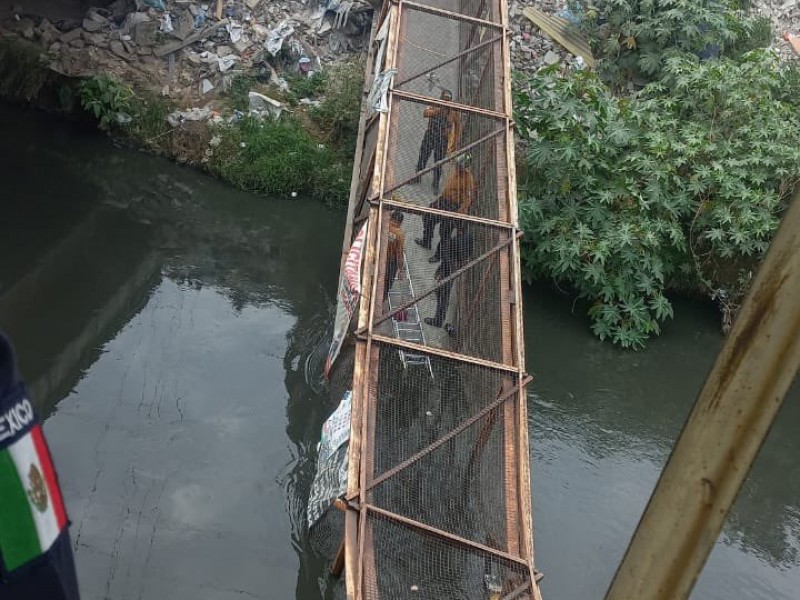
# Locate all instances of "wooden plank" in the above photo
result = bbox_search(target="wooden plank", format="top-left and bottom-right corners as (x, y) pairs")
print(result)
(332, 538), (346, 577)
(341, 14), (382, 266)
(604, 194), (800, 600)
(522, 7), (596, 67)
(154, 19), (229, 57)
(344, 510), (360, 600)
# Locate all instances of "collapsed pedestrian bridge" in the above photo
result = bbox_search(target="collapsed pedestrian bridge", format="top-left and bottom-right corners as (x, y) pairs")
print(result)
(309, 0), (541, 597)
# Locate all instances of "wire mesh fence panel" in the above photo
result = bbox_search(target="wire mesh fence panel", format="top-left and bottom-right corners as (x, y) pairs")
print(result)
(371, 204), (510, 364)
(368, 341), (513, 477)
(394, 8), (504, 113)
(362, 511), (531, 600)
(325, 0), (539, 596)
(461, 0), (502, 22)
(369, 394), (516, 549)
(382, 96), (507, 222)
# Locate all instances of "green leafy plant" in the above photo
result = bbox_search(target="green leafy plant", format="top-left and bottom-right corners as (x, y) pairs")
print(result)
(514, 51), (800, 347)
(312, 60), (364, 156)
(229, 74), (256, 112)
(208, 116), (350, 207)
(578, 0), (766, 87)
(285, 71), (328, 105)
(78, 76), (135, 130)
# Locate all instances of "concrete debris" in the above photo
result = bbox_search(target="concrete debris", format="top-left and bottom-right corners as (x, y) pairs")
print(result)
(1, 0), (372, 121)
(543, 49), (560, 65)
(248, 91), (283, 119)
(167, 106), (212, 126)
(265, 19), (295, 56)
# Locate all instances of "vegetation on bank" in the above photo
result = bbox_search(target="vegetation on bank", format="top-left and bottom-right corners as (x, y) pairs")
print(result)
(0, 35), (362, 209)
(514, 2), (800, 348)
(74, 61), (363, 208)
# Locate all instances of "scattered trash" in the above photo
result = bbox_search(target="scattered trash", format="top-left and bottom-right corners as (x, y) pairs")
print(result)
(159, 13), (173, 33)
(142, 0), (166, 10)
(265, 19), (295, 56)
(115, 112), (132, 125)
(425, 411), (432, 417)
(226, 20), (243, 43)
(218, 54), (238, 71)
(193, 6), (208, 29)
(291, 191), (298, 198)
(200, 78), (214, 94)
(556, 7), (582, 25)
(166, 106), (212, 127)
(367, 68), (396, 113)
(240, 141), (247, 148)
(248, 91), (284, 120)
(299, 56), (312, 73)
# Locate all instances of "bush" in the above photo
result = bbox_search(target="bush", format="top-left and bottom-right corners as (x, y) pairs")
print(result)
(312, 60), (364, 156)
(78, 76), (135, 130)
(514, 51), (800, 348)
(579, 0), (767, 87)
(208, 116), (351, 207)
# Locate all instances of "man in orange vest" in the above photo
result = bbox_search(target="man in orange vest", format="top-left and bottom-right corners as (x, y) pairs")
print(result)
(383, 211), (406, 302)
(415, 152), (476, 263)
(411, 89), (461, 193)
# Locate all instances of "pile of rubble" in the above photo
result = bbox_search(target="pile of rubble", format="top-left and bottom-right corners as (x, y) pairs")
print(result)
(508, 0), (579, 77)
(1, 0), (372, 100)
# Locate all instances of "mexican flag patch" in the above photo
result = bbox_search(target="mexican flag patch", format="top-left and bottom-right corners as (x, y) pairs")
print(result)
(0, 397), (67, 572)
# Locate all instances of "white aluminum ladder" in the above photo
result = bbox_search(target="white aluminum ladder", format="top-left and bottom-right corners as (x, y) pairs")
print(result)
(387, 251), (434, 379)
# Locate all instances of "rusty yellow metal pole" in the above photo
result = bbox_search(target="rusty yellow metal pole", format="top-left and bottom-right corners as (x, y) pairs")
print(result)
(604, 193), (800, 600)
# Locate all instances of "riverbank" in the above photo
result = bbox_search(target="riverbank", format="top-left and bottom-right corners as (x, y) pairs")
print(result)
(0, 0), (370, 206)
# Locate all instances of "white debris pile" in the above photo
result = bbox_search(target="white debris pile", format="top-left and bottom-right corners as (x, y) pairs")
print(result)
(0, 0), (374, 99)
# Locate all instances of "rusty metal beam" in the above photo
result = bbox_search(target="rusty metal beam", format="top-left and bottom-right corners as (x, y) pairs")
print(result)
(604, 192), (800, 600)
(392, 88), (507, 120)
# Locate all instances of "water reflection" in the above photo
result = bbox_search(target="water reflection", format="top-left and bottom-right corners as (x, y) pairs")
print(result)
(526, 284), (800, 599)
(2, 104), (798, 600)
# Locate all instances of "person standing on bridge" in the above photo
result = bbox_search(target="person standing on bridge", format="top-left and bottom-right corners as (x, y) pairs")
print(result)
(410, 89), (461, 193)
(415, 153), (476, 263)
(425, 227), (475, 328)
(383, 210), (406, 302)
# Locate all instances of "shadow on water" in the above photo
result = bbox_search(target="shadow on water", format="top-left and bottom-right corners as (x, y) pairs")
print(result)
(0, 104), (344, 600)
(526, 282), (800, 600)
(1, 103), (798, 600)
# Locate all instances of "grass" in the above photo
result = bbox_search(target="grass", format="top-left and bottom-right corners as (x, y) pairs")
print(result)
(208, 116), (351, 207)
(310, 60), (364, 157)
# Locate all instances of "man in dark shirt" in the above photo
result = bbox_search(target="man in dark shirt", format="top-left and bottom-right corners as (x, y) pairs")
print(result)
(411, 89), (460, 192)
(424, 228), (475, 328)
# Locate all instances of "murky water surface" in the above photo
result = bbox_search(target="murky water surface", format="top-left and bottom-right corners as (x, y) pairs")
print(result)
(1, 106), (797, 599)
